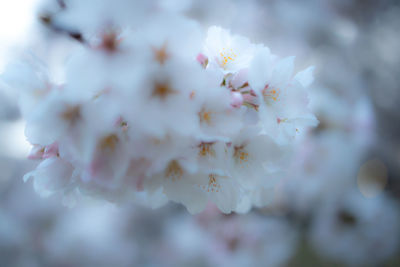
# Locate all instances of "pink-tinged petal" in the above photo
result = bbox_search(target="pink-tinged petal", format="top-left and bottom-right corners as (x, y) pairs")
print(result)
(243, 93), (257, 103)
(136, 175), (145, 191)
(28, 145), (45, 160)
(230, 68), (249, 89)
(43, 142), (59, 159)
(90, 159), (103, 177)
(114, 116), (123, 127)
(196, 202), (221, 223)
(81, 160), (102, 183)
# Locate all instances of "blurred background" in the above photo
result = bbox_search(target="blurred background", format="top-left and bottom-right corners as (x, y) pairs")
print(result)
(0, 0), (399, 266)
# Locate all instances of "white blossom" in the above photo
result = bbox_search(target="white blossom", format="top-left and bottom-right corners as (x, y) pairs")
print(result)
(204, 26), (258, 74)
(248, 48), (318, 144)
(310, 191), (400, 265)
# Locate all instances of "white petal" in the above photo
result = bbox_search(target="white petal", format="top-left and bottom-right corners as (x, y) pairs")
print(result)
(272, 56), (295, 87)
(24, 157), (73, 197)
(295, 66), (315, 87)
(248, 47), (272, 92)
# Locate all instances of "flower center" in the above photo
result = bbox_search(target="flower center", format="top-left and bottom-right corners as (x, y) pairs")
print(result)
(165, 160), (183, 181)
(152, 42), (169, 65)
(198, 142), (216, 157)
(99, 30), (121, 52)
(99, 134), (119, 152)
(262, 84), (280, 104)
(152, 81), (177, 99)
(199, 108), (213, 125)
(234, 145), (249, 165)
(61, 105), (81, 124)
(219, 48), (237, 68)
(199, 174), (221, 193)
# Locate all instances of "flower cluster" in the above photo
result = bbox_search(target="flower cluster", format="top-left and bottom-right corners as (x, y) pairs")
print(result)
(1, 1), (317, 213)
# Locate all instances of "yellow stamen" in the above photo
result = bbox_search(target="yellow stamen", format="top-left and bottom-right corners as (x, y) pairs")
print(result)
(234, 145), (249, 166)
(190, 91), (196, 99)
(199, 108), (213, 125)
(199, 174), (221, 193)
(219, 48), (237, 68)
(152, 42), (169, 65)
(262, 86), (280, 103)
(198, 143), (216, 157)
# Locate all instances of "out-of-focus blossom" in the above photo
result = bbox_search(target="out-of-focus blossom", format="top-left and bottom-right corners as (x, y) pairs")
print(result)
(164, 210), (298, 267)
(310, 191), (400, 265)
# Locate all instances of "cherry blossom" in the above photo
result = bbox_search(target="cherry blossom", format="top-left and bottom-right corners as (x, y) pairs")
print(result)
(1, 1), (318, 214)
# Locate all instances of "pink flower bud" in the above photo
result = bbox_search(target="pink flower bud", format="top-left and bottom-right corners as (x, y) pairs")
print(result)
(243, 93), (256, 103)
(196, 53), (208, 68)
(230, 91), (243, 108)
